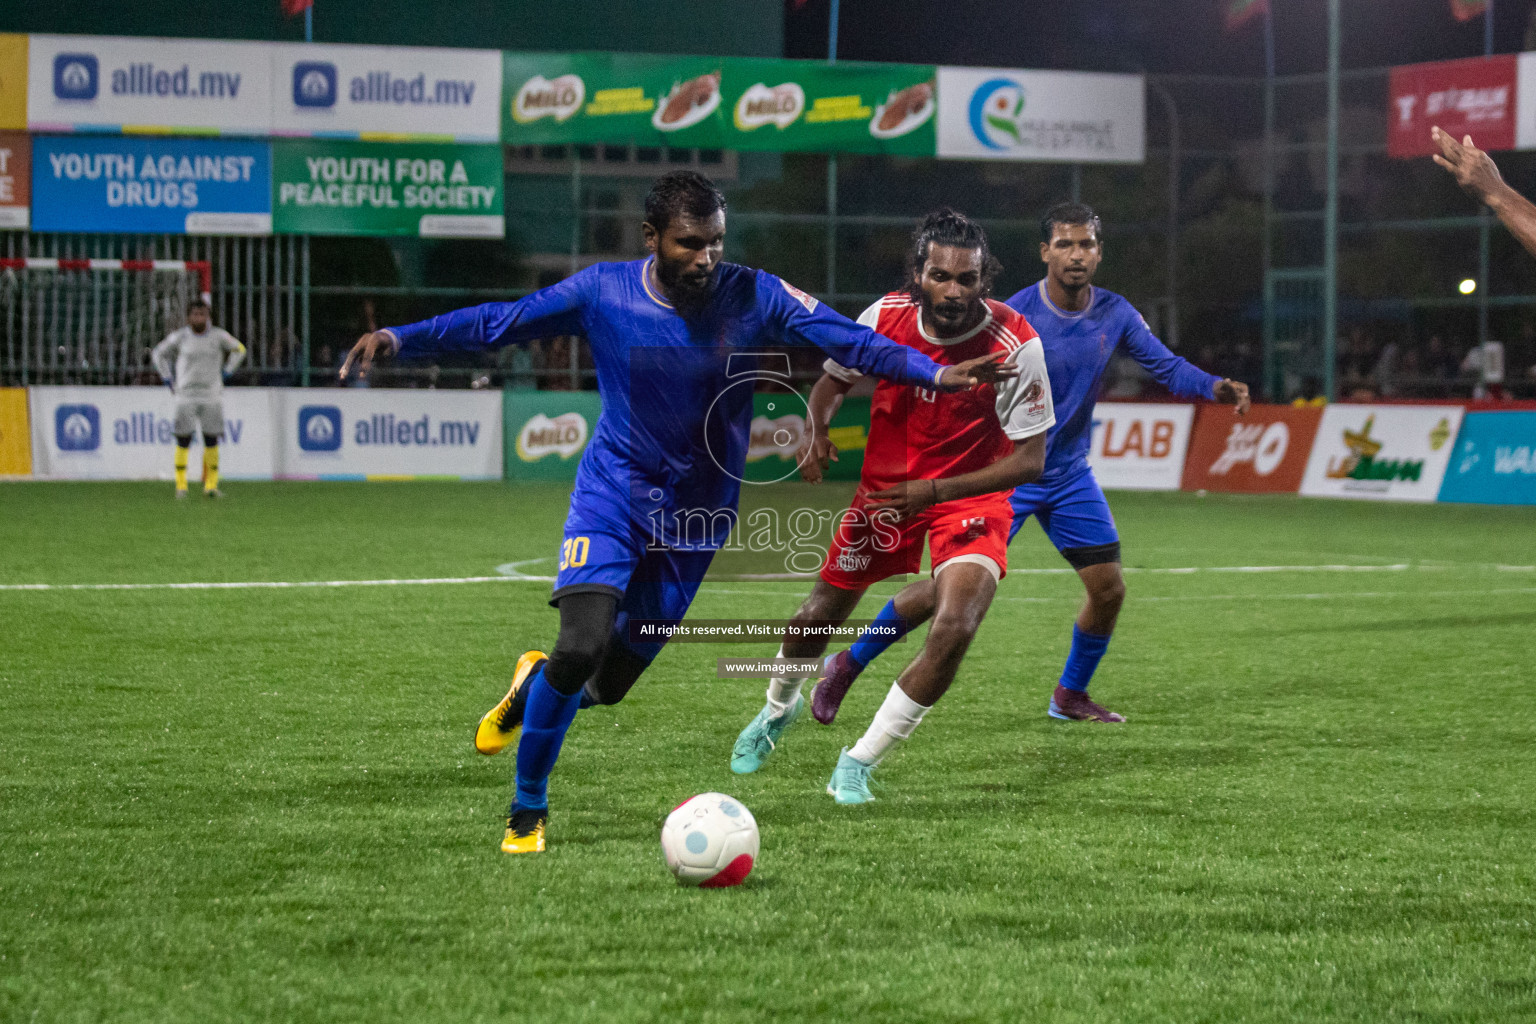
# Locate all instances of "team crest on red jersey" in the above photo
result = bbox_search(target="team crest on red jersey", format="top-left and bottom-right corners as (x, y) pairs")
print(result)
(780, 279), (819, 313)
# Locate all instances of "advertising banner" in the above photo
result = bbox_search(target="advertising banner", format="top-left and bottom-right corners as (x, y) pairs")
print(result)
(1437, 410), (1536, 505)
(31, 135), (271, 235)
(27, 34), (271, 135)
(1389, 56), (1516, 158)
(28, 386), (278, 481)
(270, 43), (501, 142)
(272, 139), (502, 237)
(1180, 404), (1322, 494)
(1087, 402), (1195, 491)
(935, 66), (1145, 164)
(0, 34), (25, 131)
(1299, 404), (1464, 502)
(0, 387), (30, 476)
(0, 131), (27, 229)
(503, 51), (936, 156)
(1515, 54), (1536, 151)
(504, 389), (601, 480)
(276, 389), (502, 480)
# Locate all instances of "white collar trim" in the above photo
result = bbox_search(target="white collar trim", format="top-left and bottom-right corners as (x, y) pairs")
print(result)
(917, 305), (992, 346)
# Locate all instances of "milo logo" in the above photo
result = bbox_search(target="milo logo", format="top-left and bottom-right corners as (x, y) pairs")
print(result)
(517, 412), (588, 461)
(734, 82), (804, 131)
(747, 414), (804, 461)
(513, 74), (585, 124)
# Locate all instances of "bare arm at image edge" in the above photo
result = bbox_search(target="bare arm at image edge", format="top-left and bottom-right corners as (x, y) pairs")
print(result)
(1432, 126), (1536, 260)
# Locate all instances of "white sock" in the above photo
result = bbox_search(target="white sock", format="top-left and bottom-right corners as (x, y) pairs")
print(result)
(765, 646), (810, 718)
(848, 682), (930, 766)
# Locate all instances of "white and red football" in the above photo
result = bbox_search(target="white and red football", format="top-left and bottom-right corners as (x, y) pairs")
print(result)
(660, 792), (759, 888)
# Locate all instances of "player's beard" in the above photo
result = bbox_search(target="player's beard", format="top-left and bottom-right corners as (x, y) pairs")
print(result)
(656, 256), (719, 314)
(921, 294), (983, 338)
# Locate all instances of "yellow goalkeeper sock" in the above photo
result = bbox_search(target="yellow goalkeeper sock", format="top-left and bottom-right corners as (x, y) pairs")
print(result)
(174, 445), (189, 492)
(202, 447), (219, 492)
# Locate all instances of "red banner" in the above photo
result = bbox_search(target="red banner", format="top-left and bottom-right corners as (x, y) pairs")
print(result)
(1180, 404), (1322, 494)
(1388, 55), (1516, 158)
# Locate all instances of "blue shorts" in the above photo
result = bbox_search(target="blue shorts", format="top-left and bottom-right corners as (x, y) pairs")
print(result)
(551, 521), (717, 663)
(1008, 467), (1121, 565)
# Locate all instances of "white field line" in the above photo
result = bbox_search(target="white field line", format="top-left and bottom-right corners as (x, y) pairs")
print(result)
(2, 560), (1532, 594)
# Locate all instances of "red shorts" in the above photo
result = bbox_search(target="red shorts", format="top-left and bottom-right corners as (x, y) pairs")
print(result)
(819, 496), (1011, 590)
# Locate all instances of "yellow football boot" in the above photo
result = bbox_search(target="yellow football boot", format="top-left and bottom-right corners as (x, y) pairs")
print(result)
(474, 650), (548, 755)
(501, 807), (548, 854)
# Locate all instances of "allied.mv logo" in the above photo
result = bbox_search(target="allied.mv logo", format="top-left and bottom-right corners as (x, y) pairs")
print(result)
(53, 54), (99, 101)
(298, 405), (343, 452)
(292, 62), (337, 108)
(55, 405), (100, 451)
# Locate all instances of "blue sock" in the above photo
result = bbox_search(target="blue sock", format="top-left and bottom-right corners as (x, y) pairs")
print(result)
(848, 599), (912, 668)
(513, 667), (582, 811)
(1059, 625), (1112, 693)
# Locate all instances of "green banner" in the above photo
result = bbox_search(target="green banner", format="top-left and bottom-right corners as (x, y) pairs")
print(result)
(272, 140), (504, 237)
(504, 52), (935, 157)
(504, 390), (602, 480)
(742, 393), (868, 483)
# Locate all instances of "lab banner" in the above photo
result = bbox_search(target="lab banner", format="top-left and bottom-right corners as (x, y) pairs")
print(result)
(1180, 404), (1322, 494)
(31, 135), (271, 235)
(277, 389), (502, 480)
(27, 34), (271, 135)
(1299, 404), (1463, 502)
(503, 51), (936, 156)
(1437, 411), (1536, 505)
(271, 43), (502, 142)
(935, 65), (1145, 163)
(272, 139), (503, 237)
(0, 34), (25, 131)
(0, 131), (27, 229)
(28, 386), (278, 481)
(1087, 403), (1195, 491)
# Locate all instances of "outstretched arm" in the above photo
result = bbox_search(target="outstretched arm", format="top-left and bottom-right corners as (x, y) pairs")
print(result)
(341, 270), (592, 381)
(1122, 311), (1249, 414)
(761, 273), (1015, 391)
(1433, 126), (1536, 261)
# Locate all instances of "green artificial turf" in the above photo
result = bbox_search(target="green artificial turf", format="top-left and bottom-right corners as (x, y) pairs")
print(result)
(1, 482), (1533, 1023)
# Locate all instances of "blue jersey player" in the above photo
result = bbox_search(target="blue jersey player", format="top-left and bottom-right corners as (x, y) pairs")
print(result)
(340, 172), (1014, 854)
(809, 201), (1250, 728)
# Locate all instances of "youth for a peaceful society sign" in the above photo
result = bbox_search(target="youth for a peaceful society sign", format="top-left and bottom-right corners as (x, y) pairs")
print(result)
(272, 140), (502, 237)
(31, 135), (271, 235)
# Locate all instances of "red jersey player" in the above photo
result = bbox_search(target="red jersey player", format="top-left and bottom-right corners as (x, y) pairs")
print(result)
(730, 208), (1055, 803)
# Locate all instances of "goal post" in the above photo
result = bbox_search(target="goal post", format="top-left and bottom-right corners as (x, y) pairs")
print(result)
(0, 258), (211, 387)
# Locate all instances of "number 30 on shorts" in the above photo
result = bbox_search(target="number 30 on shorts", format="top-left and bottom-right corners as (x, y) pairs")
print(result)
(559, 536), (590, 570)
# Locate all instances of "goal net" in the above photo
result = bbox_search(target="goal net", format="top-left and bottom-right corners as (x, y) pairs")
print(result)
(0, 258), (210, 386)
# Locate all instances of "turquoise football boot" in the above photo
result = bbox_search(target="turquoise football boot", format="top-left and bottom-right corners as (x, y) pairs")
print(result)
(730, 694), (804, 774)
(826, 748), (876, 804)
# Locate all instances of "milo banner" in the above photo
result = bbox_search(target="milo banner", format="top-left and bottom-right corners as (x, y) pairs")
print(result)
(504, 390), (601, 481)
(272, 139), (502, 237)
(504, 52), (936, 156)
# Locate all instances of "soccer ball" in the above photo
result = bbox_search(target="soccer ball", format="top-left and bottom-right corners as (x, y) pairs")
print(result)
(660, 792), (759, 887)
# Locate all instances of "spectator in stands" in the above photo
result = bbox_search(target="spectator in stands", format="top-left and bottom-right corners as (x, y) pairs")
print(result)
(1424, 334), (1458, 382)
(1291, 375), (1326, 408)
(1372, 334), (1401, 397)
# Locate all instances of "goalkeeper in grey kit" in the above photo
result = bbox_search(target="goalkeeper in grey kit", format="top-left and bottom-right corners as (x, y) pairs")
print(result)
(151, 298), (246, 498)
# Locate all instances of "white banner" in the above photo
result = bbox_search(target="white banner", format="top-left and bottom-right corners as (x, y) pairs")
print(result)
(1300, 405), (1464, 502)
(936, 66), (1144, 163)
(270, 43), (502, 142)
(275, 389), (502, 479)
(1515, 53), (1536, 150)
(1087, 403), (1195, 491)
(28, 386), (277, 481)
(28, 35), (272, 135)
